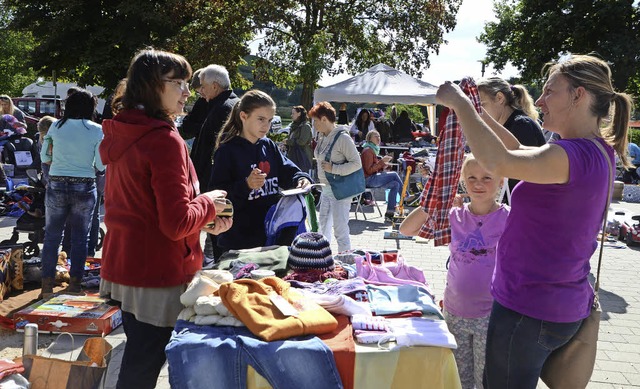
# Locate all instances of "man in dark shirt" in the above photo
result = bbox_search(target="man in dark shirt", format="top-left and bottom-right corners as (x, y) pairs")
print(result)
(189, 64), (239, 192)
(188, 65), (239, 264)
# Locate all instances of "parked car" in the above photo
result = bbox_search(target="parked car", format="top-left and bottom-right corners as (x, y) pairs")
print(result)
(270, 115), (282, 133)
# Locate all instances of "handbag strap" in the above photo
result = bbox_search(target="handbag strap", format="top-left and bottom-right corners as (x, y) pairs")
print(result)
(590, 138), (613, 294)
(323, 130), (347, 163)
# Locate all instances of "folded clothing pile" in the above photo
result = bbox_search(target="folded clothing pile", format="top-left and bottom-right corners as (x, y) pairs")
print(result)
(218, 276), (338, 341)
(177, 269), (240, 326)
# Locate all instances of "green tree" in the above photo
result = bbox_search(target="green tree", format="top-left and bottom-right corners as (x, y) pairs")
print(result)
(5, 0), (463, 107)
(479, 0), (640, 94)
(4, 0), (193, 94)
(173, 0), (254, 90)
(0, 1), (38, 96)
(249, 0), (463, 108)
(4, 0), (254, 94)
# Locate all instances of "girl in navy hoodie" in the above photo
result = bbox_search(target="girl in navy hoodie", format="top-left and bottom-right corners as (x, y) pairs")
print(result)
(210, 90), (311, 253)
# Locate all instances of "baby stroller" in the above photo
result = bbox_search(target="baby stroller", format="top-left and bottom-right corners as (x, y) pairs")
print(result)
(0, 169), (46, 258)
(0, 169), (106, 259)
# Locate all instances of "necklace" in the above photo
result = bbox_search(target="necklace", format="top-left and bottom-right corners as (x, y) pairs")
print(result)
(468, 203), (499, 227)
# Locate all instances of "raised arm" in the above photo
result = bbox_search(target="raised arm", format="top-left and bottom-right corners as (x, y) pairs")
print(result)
(437, 83), (569, 185)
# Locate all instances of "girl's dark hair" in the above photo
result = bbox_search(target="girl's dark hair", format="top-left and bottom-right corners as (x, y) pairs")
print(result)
(113, 48), (191, 123)
(292, 105), (307, 123)
(308, 101), (336, 123)
(56, 89), (97, 128)
(355, 108), (372, 131)
(216, 90), (276, 148)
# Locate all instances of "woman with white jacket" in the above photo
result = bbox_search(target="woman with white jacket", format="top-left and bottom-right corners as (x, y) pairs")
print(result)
(309, 101), (362, 252)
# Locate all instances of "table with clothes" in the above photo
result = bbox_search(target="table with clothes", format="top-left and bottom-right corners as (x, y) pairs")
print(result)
(166, 234), (461, 389)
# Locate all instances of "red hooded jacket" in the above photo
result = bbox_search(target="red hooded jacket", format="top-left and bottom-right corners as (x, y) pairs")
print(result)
(99, 109), (216, 287)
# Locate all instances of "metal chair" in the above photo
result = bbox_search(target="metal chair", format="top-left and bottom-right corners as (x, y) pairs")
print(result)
(353, 188), (383, 220)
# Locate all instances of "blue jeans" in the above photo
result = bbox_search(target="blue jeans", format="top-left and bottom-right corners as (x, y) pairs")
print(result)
(483, 301), (583, 389)
(365, 172), (403, 212)
(41, 180), (96, 280)
(166, 320), (344, 389)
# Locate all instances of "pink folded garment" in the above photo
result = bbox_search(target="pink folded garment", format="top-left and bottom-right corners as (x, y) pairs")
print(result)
(355, 253), (432, 295)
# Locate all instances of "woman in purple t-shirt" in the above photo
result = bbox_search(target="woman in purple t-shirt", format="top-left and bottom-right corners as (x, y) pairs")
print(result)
(436, 55), (633, 388)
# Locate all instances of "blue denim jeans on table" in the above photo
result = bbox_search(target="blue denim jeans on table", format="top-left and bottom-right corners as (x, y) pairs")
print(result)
(483, 301), (583, 389)
(166, 320), (344, 389)
(365, 171), (404, 212)
(41, 179), (96, 280)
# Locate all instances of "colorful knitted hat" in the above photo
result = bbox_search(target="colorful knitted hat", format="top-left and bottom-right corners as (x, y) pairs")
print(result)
(288, 232), (334, 271)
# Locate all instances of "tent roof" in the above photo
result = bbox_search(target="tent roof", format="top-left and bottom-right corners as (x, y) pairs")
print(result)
(314, 64), (437, 106)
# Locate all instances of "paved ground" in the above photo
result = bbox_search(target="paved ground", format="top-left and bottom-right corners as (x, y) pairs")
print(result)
(2, 197), (640, 388)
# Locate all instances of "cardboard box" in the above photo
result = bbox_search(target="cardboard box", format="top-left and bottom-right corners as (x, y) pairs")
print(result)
(14, 294), (122, 336)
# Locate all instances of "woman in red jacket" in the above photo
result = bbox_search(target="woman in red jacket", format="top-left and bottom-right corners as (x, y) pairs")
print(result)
(360, 130), (404, 219)
(99, 48), (231, 389)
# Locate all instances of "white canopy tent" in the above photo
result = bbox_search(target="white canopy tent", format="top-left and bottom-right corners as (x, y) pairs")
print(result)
(313, 64), (438, 133)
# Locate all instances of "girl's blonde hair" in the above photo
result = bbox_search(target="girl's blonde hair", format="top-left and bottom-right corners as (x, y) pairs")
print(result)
(460, 153), (503, 197)
(37, 116), (56, 143)
(0, 95), (15, 115)
(37, 116), (55, 134)
(216, 90), (276, 149)
(477, 77), (539, 121)
(544, 54), (634, 167)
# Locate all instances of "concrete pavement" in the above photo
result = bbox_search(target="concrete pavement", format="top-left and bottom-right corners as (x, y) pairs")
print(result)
(3, 197), (640, 388)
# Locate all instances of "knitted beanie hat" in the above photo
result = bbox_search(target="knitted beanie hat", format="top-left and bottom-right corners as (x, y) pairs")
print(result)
(288, 232), (334, 271)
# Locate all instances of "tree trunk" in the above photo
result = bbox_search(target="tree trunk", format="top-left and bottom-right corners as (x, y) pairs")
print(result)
(301, 81), (315, 110)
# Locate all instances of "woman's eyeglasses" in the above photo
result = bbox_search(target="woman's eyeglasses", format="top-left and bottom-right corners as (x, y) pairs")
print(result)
(162, 79), (189, 91)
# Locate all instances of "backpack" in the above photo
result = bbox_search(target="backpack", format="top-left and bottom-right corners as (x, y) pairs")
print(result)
(264, 194), (308, 246)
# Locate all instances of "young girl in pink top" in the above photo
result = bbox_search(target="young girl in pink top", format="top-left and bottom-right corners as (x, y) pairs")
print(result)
(401, 153), (509, 389)
(445, 154), (509, 389)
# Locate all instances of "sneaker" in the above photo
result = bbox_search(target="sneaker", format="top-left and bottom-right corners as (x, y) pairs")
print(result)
(404, 194), (418, 204)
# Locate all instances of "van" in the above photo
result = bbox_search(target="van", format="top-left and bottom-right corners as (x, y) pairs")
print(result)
(13, 97), (63, 119)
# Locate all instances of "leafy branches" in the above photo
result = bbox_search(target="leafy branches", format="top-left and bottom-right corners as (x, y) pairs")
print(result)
(479, 0), (640, 94)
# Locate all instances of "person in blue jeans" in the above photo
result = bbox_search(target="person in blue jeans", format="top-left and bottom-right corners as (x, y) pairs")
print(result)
(360, 130), (404, 219)
(39, 89), (105, 298)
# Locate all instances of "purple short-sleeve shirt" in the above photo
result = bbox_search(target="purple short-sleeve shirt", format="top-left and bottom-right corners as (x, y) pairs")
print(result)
(491, 138), (613, 322)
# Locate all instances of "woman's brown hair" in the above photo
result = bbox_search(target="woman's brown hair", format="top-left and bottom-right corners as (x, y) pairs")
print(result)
(113, 48), (191, 123)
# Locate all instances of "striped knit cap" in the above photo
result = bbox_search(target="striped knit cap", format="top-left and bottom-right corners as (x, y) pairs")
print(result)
(288, 232), (334, 271)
